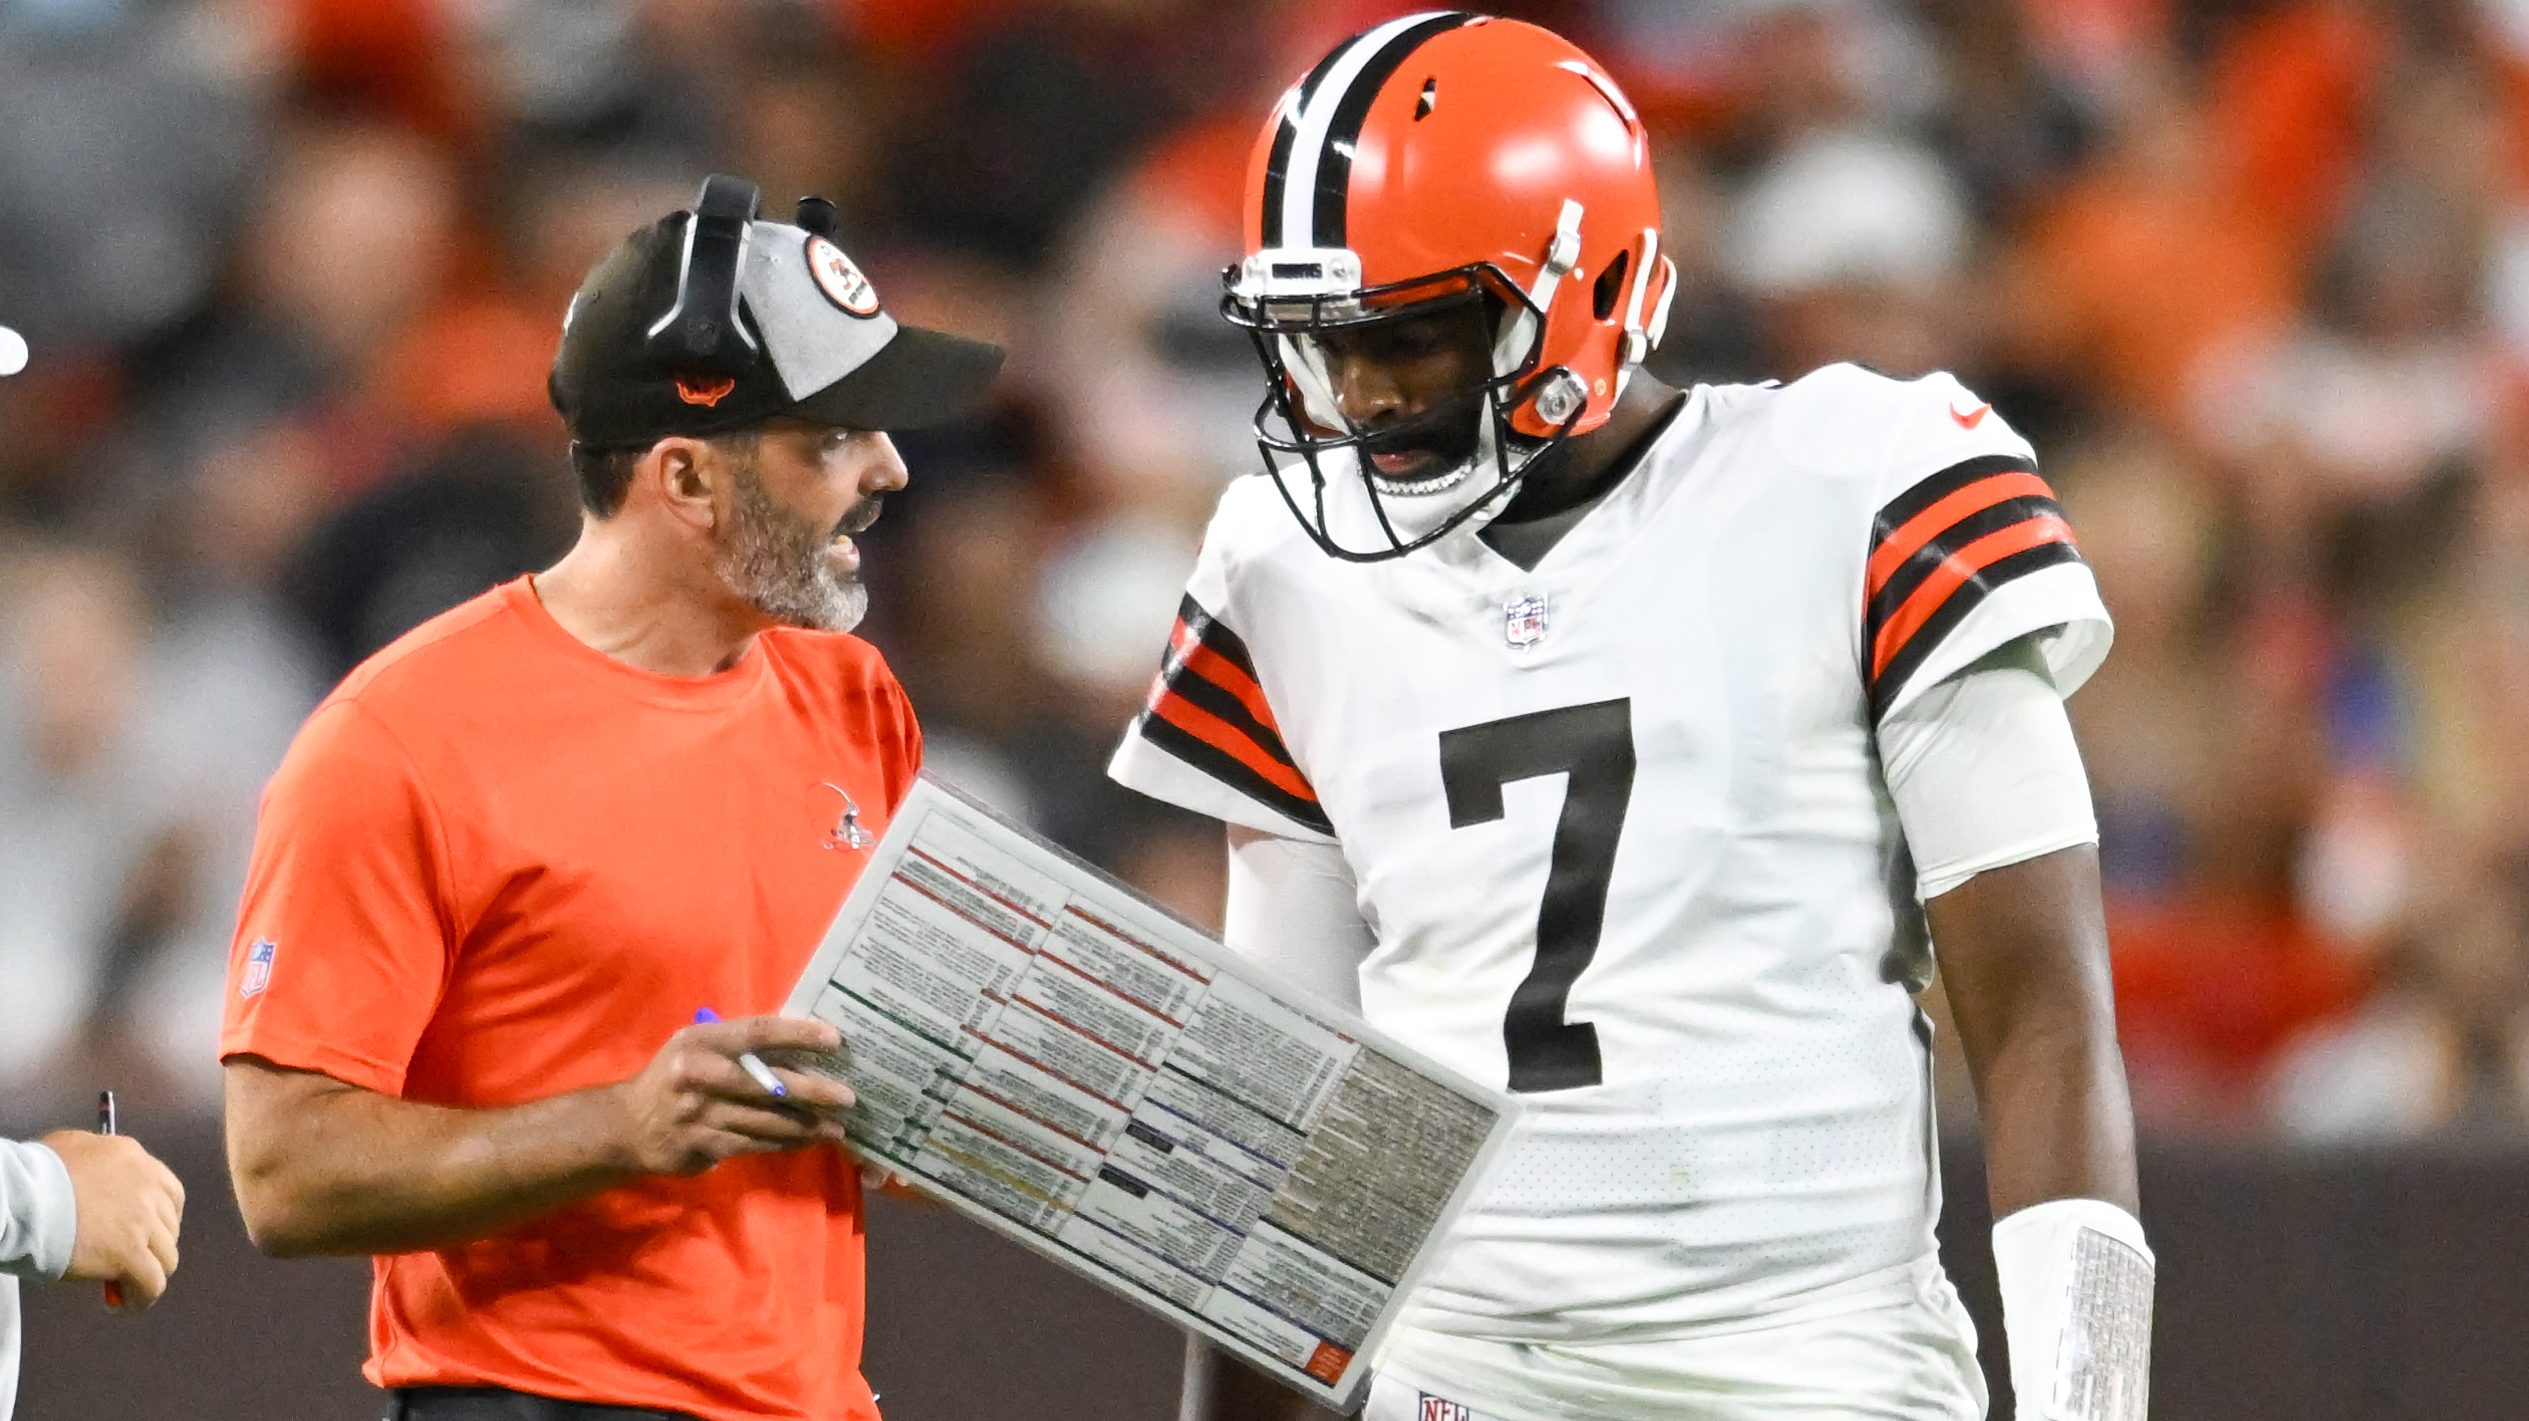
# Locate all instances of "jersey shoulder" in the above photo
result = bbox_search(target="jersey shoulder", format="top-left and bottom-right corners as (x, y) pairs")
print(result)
(761, 624), (902, 694)
(325, 581), (546, 740)
(1700, 362), (2037, 509)
(1108, 472), (1339, 843)
(763, 628), (919, 753)
(1193, 472), (1323, 592)
(1173, 470), (1346, 663)
(1699, 365), (2107, 720)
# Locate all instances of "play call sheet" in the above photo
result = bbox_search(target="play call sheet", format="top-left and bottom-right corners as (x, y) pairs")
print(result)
(780, 777), (1516, 1410)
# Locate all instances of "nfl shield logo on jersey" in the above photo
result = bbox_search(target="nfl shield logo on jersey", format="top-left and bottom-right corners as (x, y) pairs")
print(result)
(240, 938), (277, 997)
(1418, 1395), (1473, 1421)
(1503, 593), (1550, 648)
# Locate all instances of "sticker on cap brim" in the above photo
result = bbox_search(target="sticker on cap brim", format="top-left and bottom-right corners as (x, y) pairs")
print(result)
(805, 235), (881, 317)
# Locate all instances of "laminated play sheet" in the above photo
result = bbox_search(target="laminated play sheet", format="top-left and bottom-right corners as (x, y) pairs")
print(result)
(779, 776), (1517, 1410)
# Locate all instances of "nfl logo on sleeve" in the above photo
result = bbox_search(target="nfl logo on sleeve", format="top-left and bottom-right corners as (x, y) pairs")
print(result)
(1419, 1395), (1473, 1421)
(240, 938), (277, 997)
(1503, 593), (1550, 649)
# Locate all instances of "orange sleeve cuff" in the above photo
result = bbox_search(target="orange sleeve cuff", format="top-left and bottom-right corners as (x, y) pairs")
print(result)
(219, 1020), (411, 1097)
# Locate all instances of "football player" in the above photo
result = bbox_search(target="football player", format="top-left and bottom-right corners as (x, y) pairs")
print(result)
(1108, 13), (2151, 1421)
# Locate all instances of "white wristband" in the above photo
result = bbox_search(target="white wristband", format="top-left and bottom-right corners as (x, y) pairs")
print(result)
(1992, 1198), (2154, 1421)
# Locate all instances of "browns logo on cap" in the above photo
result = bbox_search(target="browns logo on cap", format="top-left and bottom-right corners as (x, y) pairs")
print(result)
(806, 237), (881, 317)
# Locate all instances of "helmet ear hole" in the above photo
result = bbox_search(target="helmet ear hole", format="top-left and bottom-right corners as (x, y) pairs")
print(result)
(1592, 251), (1630, 321)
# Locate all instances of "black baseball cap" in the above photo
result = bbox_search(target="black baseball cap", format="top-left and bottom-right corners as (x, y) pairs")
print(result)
(549, 185), (1004, 448)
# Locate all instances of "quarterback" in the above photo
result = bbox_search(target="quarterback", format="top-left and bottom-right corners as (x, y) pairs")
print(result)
(1108, 12), (2151, 1421)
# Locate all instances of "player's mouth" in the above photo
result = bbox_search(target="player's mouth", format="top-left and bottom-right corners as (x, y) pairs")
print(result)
(1357, 397), (1483, 492)
(1369, 446), (1443, 480)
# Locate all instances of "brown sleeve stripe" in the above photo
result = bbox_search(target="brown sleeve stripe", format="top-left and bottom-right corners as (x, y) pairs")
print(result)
(1173, 594), (1261, 685)
(1865, 456), (2084, 719)
(1130, 596), (1331, 835)
(1871, 452), (2042, 532)
(1164, 613), (1282, 746)
(1868, 489), (2066, 635)
(1865, 461), (2052, 600)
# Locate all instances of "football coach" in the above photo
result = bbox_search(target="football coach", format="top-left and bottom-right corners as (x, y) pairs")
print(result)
(220, 177), (1000, 1421)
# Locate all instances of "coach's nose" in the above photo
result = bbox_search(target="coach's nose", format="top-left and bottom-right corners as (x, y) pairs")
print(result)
(858, 432), (908, 496)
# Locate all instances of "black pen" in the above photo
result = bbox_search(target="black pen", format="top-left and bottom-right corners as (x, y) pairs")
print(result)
(96, 1090), (124, 1309)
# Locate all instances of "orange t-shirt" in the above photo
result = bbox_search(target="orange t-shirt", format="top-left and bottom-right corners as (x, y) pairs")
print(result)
(221, 577), (920, 1421)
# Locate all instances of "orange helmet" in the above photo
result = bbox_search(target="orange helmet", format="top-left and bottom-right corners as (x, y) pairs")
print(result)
(1224, 12), (1675, 560)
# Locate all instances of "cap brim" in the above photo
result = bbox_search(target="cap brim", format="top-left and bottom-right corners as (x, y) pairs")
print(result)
(788, 324), (1004, 433)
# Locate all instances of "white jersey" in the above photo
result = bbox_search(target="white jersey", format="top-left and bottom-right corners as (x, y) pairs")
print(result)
(1108, 362), (2110, 1343)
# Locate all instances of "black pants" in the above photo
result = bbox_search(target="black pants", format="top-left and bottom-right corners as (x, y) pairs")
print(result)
(385, 1386), (700, 1421)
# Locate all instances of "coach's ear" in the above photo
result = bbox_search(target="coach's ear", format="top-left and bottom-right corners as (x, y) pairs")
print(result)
(643, 436), (722, 534)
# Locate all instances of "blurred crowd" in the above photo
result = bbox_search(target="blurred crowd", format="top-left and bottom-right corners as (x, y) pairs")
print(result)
(0, 0), (2525, 1147)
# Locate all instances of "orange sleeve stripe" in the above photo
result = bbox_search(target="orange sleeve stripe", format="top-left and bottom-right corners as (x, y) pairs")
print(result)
(1870, 514), (2078, 677)
(1170, 619), (1284, 736)
(1147, 686), (1321, 803)
(1864, 471), (2056, 598)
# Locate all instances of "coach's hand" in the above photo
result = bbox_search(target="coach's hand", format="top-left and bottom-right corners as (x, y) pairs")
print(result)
(41, 1129), (185, 1312)
(613, 1015), (858, 1176)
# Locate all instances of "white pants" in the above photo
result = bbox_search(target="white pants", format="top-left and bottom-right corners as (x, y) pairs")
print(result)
(1363, 1278), (1987, 1421)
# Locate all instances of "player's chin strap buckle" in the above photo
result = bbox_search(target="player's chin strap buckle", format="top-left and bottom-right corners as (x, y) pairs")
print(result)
(1531, 369), (1586, 426)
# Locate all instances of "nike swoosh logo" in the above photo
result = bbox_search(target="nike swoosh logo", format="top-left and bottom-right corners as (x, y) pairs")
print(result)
(1951, 401), (1992, 430)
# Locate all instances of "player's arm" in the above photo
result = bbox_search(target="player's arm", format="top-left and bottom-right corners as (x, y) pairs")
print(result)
(1183, 825), (1374, 1421)
(225, 1013), (855, 1257)
(1928, 849), (2135, 1214)
(1884, 640), (2150, 1417)
(1897, 643), (2135, 1212)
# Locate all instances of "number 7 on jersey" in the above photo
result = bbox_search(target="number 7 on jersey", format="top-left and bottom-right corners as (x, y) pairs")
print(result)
(1437, 698), (1635, 1093)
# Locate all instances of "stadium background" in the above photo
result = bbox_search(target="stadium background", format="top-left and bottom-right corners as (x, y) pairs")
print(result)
(3, 0), (2528, 1415)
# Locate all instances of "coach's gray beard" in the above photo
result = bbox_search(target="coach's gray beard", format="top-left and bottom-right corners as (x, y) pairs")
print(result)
(714, 463), (866, 633)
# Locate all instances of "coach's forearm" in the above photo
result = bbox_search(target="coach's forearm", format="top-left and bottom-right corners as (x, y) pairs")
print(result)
(229, 1016), (850, 1257)
(1928, 847), (2139, 1216)
(226, 1060), (636, 1257)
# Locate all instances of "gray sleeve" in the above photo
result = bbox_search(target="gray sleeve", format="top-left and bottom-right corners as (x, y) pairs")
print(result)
(1878, 637), (2098, 903)
(1222, 824), (1374, 1012)
(0, 1140), (75, 1282)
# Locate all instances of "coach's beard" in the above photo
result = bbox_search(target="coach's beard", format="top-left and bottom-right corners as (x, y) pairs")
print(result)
(715, 465), (871, 633)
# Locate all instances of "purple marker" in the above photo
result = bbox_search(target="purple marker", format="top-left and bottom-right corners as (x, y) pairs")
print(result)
(694, 1006), (787, 1098)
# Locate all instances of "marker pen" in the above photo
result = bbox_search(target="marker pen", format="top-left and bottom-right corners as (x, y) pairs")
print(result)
(96, 1091), (124, 1310)
(693, 1007), (787, 1098)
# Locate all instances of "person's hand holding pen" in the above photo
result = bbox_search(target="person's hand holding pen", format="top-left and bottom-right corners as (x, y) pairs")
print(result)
(605, 1010), (857, 1177)
(40, 1094), (185, 1312)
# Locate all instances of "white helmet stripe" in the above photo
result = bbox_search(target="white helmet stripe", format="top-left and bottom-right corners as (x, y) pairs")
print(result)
(1278, 11), (1462, 248)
